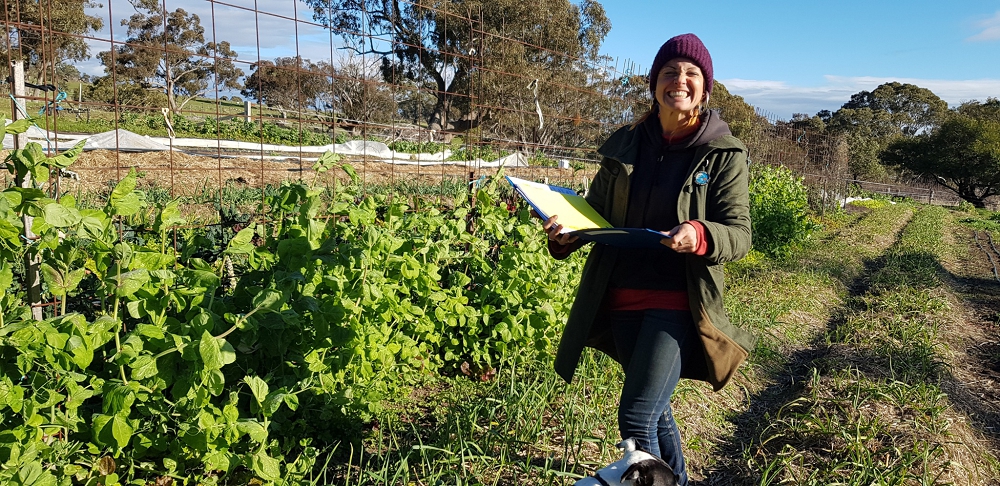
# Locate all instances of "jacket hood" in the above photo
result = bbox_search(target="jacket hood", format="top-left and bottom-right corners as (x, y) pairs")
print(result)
(598, 109), (744, 163)
(640, 108), (732, 151)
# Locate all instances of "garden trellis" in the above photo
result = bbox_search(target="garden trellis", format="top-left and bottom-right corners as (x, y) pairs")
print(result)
(3, 0), (870, 200)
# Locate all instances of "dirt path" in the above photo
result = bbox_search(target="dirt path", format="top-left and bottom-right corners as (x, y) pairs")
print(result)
(691, 206), (1000, 484)
(693, 206), (917, 484)
(939, 224), (1000, 445)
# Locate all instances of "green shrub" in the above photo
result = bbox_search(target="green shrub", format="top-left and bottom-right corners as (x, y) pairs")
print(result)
(749, 164), (818, 257)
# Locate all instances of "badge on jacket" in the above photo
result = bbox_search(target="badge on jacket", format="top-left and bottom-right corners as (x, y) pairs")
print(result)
(694, 171), (710, 186)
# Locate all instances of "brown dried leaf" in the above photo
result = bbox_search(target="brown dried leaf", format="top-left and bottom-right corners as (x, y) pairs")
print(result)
(98, 455), (116, 476)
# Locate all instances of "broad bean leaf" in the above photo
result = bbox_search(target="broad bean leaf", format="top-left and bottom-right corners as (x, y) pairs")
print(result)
(106, 168), (144, 216)
(111, 192), (142, 216)
(130, 356), (158, 381)
(113, 269), (149, 297)
(42, 203), (81, 227)
(236, 419), (268, 442)
(46, 140), (86, 168)
(102, 384), (136, 415)
(188, 269), (221, 291)
(108, 168), (137, 209)
(111, 414), (133, 450)
(204, 369), (225, 396)
(154, 198), (186, 233)
(226, 227), (255, 255)
(39, 263), (85, 297)
(252, 288), (286, 313)
(311, 150), (341, 173)
(2, 118), (32, 135)
(0, 262), (13, 291)
(341, 162), (359, 183)
(262, 389), (287, 416)
(93, 413), (133, 450)
(0, 377), (25, 412)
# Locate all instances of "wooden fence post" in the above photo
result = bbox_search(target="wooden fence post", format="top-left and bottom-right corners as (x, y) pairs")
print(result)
(11, 61), (43, 320)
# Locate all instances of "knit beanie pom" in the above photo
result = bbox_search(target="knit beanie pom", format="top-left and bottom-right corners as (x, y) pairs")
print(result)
(648, 33), (714, 95)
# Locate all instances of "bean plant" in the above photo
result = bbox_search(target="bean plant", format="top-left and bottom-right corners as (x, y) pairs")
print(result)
(0, 137), (584, 484)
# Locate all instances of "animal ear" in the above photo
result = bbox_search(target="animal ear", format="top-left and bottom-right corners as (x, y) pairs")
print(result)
(620, 463), (644, 485)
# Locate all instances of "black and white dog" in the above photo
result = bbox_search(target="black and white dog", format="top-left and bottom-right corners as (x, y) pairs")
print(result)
(574, 438), (679, 486)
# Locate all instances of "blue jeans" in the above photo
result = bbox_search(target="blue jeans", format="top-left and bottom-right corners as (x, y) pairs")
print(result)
(611, 309), (692, 486)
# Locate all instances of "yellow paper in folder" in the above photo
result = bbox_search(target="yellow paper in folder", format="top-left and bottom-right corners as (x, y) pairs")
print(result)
(506, 176), (612, 232)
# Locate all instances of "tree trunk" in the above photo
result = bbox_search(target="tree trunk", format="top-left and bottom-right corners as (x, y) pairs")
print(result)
(964, 196), (987, 208)
(958, 188), (986, 208)
(427, 94), (450, 132)
(165, 65), (178, 113)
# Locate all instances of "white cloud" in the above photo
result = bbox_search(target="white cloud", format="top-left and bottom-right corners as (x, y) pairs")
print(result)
(968, 11), (1000, 42)
(720, 76), (1000, 119)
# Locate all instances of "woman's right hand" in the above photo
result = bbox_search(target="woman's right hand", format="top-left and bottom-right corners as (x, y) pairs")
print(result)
(542, 215), (579, 246)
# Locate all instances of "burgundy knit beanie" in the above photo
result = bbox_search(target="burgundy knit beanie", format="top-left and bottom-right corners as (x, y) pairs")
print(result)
(649, 33), (714, 95)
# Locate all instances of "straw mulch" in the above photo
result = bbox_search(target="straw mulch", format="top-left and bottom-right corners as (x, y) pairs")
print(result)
(2, 149), (593, 196)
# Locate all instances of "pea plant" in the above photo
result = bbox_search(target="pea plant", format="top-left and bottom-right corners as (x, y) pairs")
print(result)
(0, 139), (584, 484)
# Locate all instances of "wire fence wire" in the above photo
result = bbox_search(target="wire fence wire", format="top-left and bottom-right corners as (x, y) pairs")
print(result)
(3, 0), (958, 218)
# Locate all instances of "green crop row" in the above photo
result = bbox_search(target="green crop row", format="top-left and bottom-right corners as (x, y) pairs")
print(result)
(38, 112), (341, 147)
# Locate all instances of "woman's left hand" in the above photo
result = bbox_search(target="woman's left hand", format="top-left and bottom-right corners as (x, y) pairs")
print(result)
(660, 223), (699, 253)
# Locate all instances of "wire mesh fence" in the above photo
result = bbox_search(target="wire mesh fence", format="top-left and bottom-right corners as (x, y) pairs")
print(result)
(3, 0), (954, 216)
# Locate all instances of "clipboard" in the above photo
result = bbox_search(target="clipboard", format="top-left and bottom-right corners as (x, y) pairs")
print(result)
(506, 176), (667, 249)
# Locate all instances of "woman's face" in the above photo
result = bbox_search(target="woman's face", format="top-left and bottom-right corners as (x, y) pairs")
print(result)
(654, 58), (705, 115)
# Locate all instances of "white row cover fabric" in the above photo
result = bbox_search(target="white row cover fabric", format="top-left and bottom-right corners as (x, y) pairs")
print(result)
(3, 124), (530, 167)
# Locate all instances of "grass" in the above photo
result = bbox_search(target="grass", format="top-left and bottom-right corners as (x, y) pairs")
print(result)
(337, 353), (624, 483)
(740, 205), (998, 485)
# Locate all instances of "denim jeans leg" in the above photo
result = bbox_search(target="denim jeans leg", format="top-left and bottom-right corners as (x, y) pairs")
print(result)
(612, 309), (690, 485)
(658, 402), (688, 484)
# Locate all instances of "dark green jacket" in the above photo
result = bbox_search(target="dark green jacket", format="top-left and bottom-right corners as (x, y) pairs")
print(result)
(553, 117), (756, 391)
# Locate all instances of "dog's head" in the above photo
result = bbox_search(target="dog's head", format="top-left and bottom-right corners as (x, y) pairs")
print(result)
(620, 457), (679, 486)
(573, 439), (679, 486)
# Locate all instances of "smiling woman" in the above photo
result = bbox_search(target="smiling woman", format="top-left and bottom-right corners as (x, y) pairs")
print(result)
(539, 33), (755, 486)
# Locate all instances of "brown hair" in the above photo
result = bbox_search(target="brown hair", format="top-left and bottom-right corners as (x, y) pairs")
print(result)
(628, 93), (711, 131)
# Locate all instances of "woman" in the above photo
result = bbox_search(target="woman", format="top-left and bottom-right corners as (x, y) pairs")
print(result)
(542, 33), (756, 484)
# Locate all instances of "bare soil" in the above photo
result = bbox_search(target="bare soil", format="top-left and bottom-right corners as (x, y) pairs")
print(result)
(939, 225), (1000, 446)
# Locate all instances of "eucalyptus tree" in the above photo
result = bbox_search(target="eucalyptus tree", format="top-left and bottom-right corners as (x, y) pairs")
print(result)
(826, 82), (948, 181)
(1, 0), (103, 82)
(303, 0), (611, 138)
(882, 114), (1000, 208)
(96, 0), (242, 113)
(241, 56), (329, 112)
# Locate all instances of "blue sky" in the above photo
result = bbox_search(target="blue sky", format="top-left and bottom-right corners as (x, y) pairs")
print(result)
(598, 0), (1000, 118)
(76, 0), (1000, 119)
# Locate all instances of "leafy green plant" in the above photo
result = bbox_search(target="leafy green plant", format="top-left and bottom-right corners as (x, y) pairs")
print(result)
(387, 140), (445, 154)
(447, 145), (511, 162)
(848, 198), (892, 210)
(0, 145), (585, 484)
(749, 163), (819, 257)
